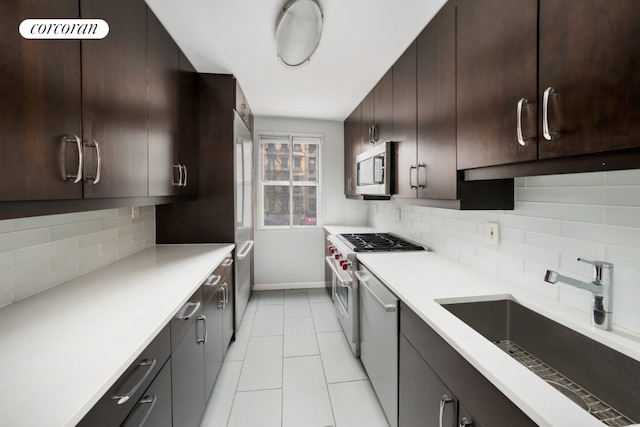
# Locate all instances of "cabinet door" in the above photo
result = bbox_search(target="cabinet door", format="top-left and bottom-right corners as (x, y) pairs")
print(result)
(344, 105), (362, 197)
(538, 0), (640, 158)
(148, 9), (179, 197)
(392, 41), (417, 199)
(177, 52), (199, 196)
(172, 309), (206, 427)
(361, 89), (375, 146)
(416, 1), (457, 200)
(375, 69), (394, 144)
(203, 284), (224, 401)
(456, 0), (538, 169)
(222, 276), (235, 350)
(81, 0), (148, 198)
(0, 0), (82, 202)
(399, 335), (458, 427)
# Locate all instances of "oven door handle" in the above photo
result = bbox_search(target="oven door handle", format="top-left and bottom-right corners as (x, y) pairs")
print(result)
(355, 271), (397, 312)
(325, 257), (352, 287)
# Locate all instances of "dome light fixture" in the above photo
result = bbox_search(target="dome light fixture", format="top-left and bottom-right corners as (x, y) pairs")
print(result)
(275, 0), (323, 68)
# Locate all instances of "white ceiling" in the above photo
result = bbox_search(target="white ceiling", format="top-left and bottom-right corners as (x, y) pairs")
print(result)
(145, 0), (447, 122)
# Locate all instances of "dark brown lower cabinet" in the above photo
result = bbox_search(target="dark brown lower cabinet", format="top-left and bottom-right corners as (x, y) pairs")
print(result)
(121, 359), (172, 427)
(399, 335), (460, 427)
(171, 288), (206, 427)
(399, 302), (536, 427)
(77, 325), (171, 427)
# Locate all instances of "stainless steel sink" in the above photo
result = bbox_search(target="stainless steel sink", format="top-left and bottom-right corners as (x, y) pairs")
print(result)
(441, 299), (639, 427)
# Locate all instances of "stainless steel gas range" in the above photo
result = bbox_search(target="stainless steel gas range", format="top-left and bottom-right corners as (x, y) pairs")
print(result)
(325, 232), (425, 356)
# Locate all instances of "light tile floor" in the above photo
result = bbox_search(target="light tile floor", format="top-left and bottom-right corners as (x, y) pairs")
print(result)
(199, 289), (390, 427)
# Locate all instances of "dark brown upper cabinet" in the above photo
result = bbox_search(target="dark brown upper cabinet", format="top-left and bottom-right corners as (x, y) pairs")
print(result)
(0, 0), (83, 202)
(81, 0), (149, 198)
(148, 9), (179, 197)
(361, 69), (393, 147)
(344, 104), (362, 198)
(456, 0), (538, 170)
(538, 0), (640, 159)
(394, 1), (514, 209)
(416, 1), (457, 200)
(392, 41), (418, 199)
(177, 52), (200, 196)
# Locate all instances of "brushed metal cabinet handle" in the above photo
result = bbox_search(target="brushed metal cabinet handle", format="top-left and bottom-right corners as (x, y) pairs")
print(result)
(121, 395), (157, 427)
(543, 87), (556, 141)
(176, 301), (201, 320)
(172, 164), (182, 187)
(409, 165), (418, 189)
(439, 394), (453, 427)
(459, 417), (474, 427)
(112, 358), (157, 405)
(417, 163), (426, 189)
(517, 98), (529, 146)
(181, 164), (187, 187)
(62, 135), (83, 183)
(84, 140), (101, 184)
(197, 315), (207, 344)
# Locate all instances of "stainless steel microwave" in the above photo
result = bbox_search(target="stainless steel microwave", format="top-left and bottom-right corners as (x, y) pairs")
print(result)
(356, 142), (392, 196)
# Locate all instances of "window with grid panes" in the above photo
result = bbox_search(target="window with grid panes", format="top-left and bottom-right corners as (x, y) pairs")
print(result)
(258, 133), (321, 228)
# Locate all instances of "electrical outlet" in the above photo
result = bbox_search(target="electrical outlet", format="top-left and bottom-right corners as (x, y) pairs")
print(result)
(486, 222), (499, 245)
(395, 208), (401, 222)
(131, 206), (139, 219)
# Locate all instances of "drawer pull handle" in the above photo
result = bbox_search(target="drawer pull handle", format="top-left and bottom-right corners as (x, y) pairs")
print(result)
(112, 358), (157, 405)
(177, 301), (201, 320)
(122, 395), (157, 427)
(205, 274), (222, 287)
(440, 394), (453, 427)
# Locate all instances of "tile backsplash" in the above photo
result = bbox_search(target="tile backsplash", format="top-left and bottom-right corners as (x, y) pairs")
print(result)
(0, 206), (155, 308)
(369, 170), (640, 335)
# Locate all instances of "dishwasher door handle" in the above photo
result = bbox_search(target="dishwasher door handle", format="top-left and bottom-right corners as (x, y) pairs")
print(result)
(355, 271), (397, 312)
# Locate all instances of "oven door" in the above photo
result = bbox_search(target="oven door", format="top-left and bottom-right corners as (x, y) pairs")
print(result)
(325, 256), (359, 356)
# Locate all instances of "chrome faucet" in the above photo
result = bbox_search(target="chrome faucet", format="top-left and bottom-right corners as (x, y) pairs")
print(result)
(544, 258), (613, 331)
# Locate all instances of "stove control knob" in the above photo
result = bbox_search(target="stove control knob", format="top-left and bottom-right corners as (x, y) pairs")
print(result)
(328, 246), (335, 254)
(341, 262), (350, 271)
(339, 260), (346, 267)
(334, 253), (340, 260)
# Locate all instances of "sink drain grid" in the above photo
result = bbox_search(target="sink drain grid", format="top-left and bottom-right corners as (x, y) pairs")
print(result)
(495, 340), (634, 427)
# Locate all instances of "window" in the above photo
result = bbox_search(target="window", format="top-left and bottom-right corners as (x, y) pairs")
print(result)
(258, 133), (321, 228)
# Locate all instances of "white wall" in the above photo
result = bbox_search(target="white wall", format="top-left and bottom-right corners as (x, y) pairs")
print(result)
(368, 170), (640, 334)
(0, 206), (155, 308)
(253, 117), (367, 289)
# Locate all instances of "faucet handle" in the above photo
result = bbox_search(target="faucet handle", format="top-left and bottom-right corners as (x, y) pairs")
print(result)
(577, 258), (613, 285)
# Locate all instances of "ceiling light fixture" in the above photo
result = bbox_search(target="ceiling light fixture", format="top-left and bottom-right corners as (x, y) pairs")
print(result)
(275, 0), (323, 68)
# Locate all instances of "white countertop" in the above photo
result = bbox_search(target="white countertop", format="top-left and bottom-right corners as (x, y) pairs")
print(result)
(0, 244), (234, 427)
(323, 224), (379, 235)
(357, 251), (640, 427)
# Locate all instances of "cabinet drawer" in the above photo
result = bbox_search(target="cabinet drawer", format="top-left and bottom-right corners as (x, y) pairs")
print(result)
(203, 255), (233, 303)
(77, 324), (171, 427)
(399, 302), (535, 427)
(121, 358), (172, 427)
(171, 287), (204, 350)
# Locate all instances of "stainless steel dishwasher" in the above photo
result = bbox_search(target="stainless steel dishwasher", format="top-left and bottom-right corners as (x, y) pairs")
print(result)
(356, 264), (399, 427)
